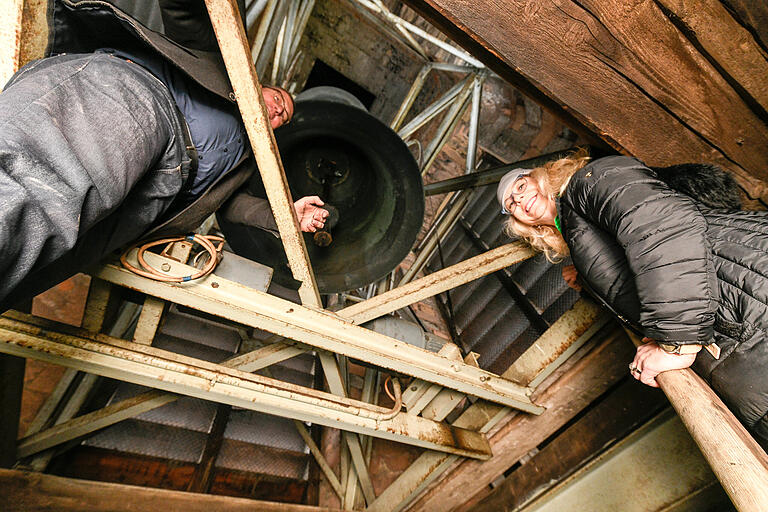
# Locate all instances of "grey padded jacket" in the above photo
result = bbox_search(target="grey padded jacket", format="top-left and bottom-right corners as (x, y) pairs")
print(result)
(560, 156), (768, 444)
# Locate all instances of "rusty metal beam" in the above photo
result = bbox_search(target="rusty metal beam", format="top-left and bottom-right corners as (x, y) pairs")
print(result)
(95, 251), (541, 412)
(0, 315), (492, 459)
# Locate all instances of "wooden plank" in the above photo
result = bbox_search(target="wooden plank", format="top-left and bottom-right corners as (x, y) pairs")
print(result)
(403, 0), (768, 199)
(655, 0), (768, 114)
(406, 326), (635, 512)
(204, 0), (321, 306)
(622, 330), (768, 512)
(0, 468), (341, 512)
(469, 379), (668, 512)
(187, 404), (231, 493)
(0, 354), (25, 468)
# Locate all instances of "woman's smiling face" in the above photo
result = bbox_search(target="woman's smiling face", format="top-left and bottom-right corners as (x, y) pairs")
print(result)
(502, 175), (558, 227)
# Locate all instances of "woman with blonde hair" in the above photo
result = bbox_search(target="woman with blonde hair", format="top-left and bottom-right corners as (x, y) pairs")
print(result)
(498, 150), (768, 448)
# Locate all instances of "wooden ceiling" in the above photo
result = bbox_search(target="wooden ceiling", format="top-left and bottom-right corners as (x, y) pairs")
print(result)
(403, 0), (768, 201)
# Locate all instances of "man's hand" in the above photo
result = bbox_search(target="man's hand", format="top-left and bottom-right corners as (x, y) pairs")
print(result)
(562, 264), (581, 291)
(630, 338), (697, 388)
(294, 196), (329, 233)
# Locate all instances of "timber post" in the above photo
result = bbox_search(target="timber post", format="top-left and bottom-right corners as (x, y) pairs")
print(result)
(624, 329), (768, 511)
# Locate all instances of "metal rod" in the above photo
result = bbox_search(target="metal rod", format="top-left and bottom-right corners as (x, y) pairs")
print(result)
(97, 251), (540, 411)
(206, 0), (322, 306)
(352, 0), (485, 67)
(424, 147), (586, 196)
(251, 0), (278, 68)
(465, 74), (484, 174)
(245, 0), (268, 31)
(391, 63), (432, 130)
(343, 242), (534, 325)
(421, 82), (474, 175)
(276, 0), (298, 83)
(431, 62), (478, 73)
(397, 74), (472, 140)
(289, 0), (316, 59)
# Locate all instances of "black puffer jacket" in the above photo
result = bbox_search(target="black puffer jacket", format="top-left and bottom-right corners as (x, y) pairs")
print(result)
(560, 156), (768, 443)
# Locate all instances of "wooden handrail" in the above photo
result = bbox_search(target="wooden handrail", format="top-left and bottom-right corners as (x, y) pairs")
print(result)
(624, 329), (768, 511)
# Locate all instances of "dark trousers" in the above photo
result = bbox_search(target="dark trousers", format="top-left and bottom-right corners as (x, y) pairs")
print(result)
(0, 53), (191, 310)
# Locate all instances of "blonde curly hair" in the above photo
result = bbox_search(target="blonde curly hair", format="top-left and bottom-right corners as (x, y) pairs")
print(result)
(503, 148), (591, 262)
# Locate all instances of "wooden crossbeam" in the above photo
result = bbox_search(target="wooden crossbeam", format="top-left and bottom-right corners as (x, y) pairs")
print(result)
(0, 468), (341, 512)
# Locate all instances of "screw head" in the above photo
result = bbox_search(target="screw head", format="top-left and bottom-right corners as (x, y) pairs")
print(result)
(211, 282), (219, 288)
(161, 263), (171, 272)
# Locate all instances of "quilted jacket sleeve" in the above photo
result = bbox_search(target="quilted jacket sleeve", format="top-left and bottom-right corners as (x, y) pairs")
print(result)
(561, 156), (718, 343)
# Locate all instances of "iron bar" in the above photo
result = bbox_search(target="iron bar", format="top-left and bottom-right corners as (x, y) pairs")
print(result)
(390, 63), (433, 130)
(250, 0), (277, 64)
(424, 147), (586, 196)
(465, 73), (484, 174)
(97, 251), (541, 411)
(0, 317), (493, 459)
(420, 74), (478, 176)
(397, 74), (472, 140)
(207, 0), (322, 306)
(352, 0), (484, 67)
(244, 0), (268, 31)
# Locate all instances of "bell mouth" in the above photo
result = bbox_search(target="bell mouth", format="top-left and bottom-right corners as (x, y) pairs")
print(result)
(221, 99), (424, 294)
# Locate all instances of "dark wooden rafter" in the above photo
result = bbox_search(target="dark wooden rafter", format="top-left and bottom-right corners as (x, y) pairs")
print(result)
(406, 324), (634, 511)
(402, 0), (768, 200)
(0, 354), (25, 468)
(0, 468), (337, 512)
(468, 379), (669, 511)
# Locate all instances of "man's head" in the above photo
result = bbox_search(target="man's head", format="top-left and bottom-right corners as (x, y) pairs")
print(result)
(262, 86), (295, 129)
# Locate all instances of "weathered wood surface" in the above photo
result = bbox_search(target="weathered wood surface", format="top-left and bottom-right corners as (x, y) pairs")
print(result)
(406, 325), (634, 512)
(403, 0), (768, 199)
(0, 354), (25, 468)
(468, 379), (668, 512)
(0, 468), (339, 512)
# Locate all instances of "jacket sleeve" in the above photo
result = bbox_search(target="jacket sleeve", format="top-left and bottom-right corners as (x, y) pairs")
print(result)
(562, 156), (718, 343)
(159, 0), (247, 51)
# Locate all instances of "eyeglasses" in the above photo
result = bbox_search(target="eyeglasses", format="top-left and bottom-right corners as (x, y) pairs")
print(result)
(501, 176), (528, 215)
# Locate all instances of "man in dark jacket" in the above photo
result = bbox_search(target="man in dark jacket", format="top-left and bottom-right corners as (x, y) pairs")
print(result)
(0, 0), (327, 310)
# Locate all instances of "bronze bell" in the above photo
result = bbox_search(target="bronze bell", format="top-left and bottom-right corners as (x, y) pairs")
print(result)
(219, 87), (425, 293)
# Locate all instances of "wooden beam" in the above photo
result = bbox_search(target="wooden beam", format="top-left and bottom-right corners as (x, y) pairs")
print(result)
(654, 0), (768, 115)
(366, 299), (604, 512)
(0, 468), (341, 512)
(403, 0), (768, 199)
(469, 379), (668, 512)
(204, 0), (321, 306)
(0, 354), (25, 468)
(406, 325), (635, 512)
(623, 330), (768, 512)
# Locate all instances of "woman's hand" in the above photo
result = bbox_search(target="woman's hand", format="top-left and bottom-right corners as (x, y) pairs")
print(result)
(562, 264), (582, 291)
(629, 338), (696, 388)
(294, 196), (328, 233)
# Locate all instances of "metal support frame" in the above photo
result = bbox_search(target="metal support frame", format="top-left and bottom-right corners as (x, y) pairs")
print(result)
(366, 300), (605, 512)
(11, 243), (533, 469)
(94, 250), (541, 411)
(0, 314), (492, 459)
